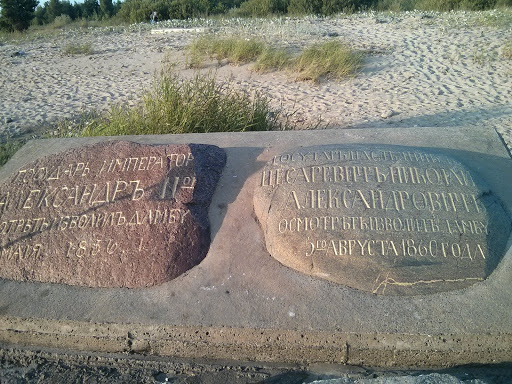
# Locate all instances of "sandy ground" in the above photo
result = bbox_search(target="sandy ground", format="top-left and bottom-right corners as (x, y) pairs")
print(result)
(1, 346), (512, 383)
(0, 12), (511, 151)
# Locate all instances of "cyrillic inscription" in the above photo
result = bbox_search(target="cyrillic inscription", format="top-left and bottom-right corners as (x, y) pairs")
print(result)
(254, 145), (510, 295)
(0, 141), (226, 288)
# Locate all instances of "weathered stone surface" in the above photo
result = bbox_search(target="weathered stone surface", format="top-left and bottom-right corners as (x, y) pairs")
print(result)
(254, 144), (511, 295)
(0, 141), (226, 288)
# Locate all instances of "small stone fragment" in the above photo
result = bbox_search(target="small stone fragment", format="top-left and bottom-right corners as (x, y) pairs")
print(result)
(381, 110), (396, 119)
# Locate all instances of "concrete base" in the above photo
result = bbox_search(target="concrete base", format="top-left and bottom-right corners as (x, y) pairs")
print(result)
(1, 127), (511, 368)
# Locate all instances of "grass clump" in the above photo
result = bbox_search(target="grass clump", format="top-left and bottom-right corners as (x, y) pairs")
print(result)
(188, 37), (362, 82)
(253, 46), (294, 73)
(293, 41), (362, 82)
(188, 36), (265, 68)
(503, 41), (512, 59)
(0, 140), (25, 168)
(62, 42), (94, 55)
(58, 71), (279, 137)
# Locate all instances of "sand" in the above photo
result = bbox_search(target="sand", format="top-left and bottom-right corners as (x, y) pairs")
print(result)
(1, 12), (511, 151)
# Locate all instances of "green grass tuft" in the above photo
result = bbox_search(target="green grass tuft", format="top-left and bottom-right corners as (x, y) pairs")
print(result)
(62, 42), (94, 55)
(187, 37), (362, 83)
(0, 140), (26, 168)
(187, 36), (265, 67)
(293, 41), (362, 83)
(253, 46), (294, 73)
(55, 70), (280, 137)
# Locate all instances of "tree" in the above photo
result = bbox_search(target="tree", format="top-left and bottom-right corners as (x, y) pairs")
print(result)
(33, 4), (47, 25)
(100, 0), (114, 18)
(81, 0), (100, 18)
(0, 0), (38, 31)
(46, 0), (63, 23)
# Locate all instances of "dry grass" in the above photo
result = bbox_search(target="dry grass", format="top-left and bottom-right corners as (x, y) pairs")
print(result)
(188, 37), (362, 82)
(503, 41), (512, 59)
(62, 42), (94, 55)
(54, 70), (282, 138)
(293, 41), (363, 82)
(187, 36), (265, 68)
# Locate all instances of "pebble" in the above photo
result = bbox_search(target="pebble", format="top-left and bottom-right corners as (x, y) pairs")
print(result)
(381, 110), (396, 119)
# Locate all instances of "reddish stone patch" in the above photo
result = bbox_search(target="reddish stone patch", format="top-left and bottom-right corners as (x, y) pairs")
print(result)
(0, 141), (226, 288)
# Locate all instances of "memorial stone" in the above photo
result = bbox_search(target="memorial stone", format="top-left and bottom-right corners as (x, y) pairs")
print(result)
(0, 141), (226, 288)
(254, 144), (511, 295)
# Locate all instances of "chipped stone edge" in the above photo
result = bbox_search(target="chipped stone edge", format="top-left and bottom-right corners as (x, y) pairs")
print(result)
(0, 315), (511, 368)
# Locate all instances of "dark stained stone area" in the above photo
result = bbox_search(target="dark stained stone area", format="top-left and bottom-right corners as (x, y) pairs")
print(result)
(0, 141), (226, 288)
(254, 144), (511, 295)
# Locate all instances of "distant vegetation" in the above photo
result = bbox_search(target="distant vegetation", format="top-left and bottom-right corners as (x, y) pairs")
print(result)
(1, 0), (511, 31)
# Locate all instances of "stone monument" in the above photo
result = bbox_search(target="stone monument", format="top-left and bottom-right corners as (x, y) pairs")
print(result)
(0, 141), (226, 288)
(254, 144), (511, 295)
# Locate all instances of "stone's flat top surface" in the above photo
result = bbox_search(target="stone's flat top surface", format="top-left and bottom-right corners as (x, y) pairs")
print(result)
(0, 127), (511, 361)
(254, 144), (511, 295)
(0, 141), (226, 288)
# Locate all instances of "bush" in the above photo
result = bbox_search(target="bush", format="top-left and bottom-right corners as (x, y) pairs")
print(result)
(118, 0), (217, 23)
(118, 0), (159, 23)
(321, 0), (357, 14)
(287, 0), (322, 15)
(415, 0), (499, 11)
(373, 0), (417, 11)
(235, 0), (289, 16)
(52, 14), (73, 28)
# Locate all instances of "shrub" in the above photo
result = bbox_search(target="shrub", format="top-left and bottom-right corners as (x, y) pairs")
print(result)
(321, 0), (357, 14)
(415, 0), (499, 11)
(293, 41), (362, 82)
(374, 0), (417, 11)
(52, 14), (73, 28)
(235, 0), (289, 16)
(496, 0), (512, 6)
(118, 0), (160, 23)
(287, 0), (322, 15)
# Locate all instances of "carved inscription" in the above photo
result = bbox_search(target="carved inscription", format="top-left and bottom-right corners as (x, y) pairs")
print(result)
(254, 145), (511, 295)
(0, 141), (226, 288)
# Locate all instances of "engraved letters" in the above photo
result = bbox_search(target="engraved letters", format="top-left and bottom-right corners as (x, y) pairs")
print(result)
(254, 144), (510, 295)
(0, 141), (226, 288)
